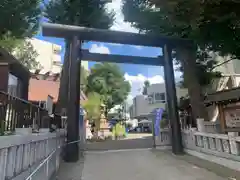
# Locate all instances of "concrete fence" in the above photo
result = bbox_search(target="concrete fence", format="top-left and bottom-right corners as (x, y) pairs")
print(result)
(0, 130), (65, 180)
(155, 129), (171, 147)
(203, 121), (222, 134)
(182, 129), (240, 157)
(156, 128), (240, 171)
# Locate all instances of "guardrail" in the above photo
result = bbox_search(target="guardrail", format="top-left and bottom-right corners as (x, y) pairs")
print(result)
(25, 139), (82, 180)
(0, 91), (50, 134)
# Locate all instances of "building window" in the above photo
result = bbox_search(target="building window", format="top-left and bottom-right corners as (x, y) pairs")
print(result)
(154, 93), (166, 103)
(53, 61), (62, 66)
(8, 73), (22, 97)
(148, 94), (154, 104)
(53, 45), (61, 54)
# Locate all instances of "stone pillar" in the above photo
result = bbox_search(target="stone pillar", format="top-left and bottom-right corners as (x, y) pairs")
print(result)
(228, 132), (240, 155)
(196, 118), (205, 132)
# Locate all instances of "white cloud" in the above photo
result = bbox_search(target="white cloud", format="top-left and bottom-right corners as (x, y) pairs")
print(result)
(106, 42), (123, 46)
(104, 1), (147, 49)
(106, 0), (138, 33)
(124, 73), (164, 105)
(133, 45), (143, 50)
(89, 44), (110, 54)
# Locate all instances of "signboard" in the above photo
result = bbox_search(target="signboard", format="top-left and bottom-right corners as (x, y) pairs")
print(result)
(154, 108), (164, 136)
(219, 104), (240, 132)
(224, 107), (240, 128)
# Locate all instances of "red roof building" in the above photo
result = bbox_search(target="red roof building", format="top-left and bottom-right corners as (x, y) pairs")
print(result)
(28, 74), (87, 104)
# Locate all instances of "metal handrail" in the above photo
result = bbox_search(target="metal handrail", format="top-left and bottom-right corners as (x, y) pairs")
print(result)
(0, 91), (46, 110)
(25, 139), (82, 180)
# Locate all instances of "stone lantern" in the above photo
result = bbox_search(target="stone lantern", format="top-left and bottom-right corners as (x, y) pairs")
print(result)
(99, 104), (110, 138)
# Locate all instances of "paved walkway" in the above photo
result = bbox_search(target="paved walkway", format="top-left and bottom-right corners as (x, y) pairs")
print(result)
(85, 134), (153, 151)
(56, 149), (231, 180)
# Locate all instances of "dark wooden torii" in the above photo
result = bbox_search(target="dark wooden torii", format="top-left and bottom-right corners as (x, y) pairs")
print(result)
(42, 23), (194, 162)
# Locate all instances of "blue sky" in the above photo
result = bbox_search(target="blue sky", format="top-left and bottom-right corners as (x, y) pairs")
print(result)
(36, 0), (181, 102)
(35, 35), (164, 78)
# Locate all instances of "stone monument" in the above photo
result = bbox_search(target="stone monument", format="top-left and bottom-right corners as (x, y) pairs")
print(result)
(98, 104), (111, 138)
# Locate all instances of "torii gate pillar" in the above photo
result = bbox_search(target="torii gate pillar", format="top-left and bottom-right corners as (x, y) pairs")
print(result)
(163, 45), (183, 154)
(64, 36), (81, 162)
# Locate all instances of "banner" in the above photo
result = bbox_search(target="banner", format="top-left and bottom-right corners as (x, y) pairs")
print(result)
(154, 108), (164, 136)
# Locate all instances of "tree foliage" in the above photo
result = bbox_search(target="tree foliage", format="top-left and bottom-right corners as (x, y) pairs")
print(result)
(123, 0), (240, 58)
(0, 35), (22, 52)
(122, 0), (240, 120)
(123, 0), (226, 87)
(176, 50), (222, 88)
(44, 0), (115, 113)
(86, 63), (131, 115)
(80, 66), (88, 93)
(82, 92), (102, 121)
(0, 0), (41, 38)
(142, 80), (150, 95)
(0, 0), (41, 70)
(45, 0), (115, 31)
(0, 37), (40, 70)
(13, 40), (40, 70)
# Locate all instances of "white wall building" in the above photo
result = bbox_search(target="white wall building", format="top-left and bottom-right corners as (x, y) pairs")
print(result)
(128, 53), (240, 120)
(29, 38), (89, 74)
(81, 60), (89, 71)
(29, 38), (62, 74)
(129, 83), (188, 119)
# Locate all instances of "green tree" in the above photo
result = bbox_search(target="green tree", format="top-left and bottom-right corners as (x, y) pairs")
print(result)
(45, 0), (115, 114)
(80, 66), (89, 93)
(176, 50), (222, 89)
(0, 0), (41, 70)
(82, 92), (102, 122)
(13, 40), (40, 70)
(0, 0), (41, 38)
(86, 63), (131, 116)
(0, 35), (22, 52)
(122, 0), (239, 120)
(123, 0), (240, 58)
(142, 80), (150, 95)
(0, 37), (40, 70)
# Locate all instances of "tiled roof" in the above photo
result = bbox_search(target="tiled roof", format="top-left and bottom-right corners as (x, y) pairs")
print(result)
(28, 78), (87, 103)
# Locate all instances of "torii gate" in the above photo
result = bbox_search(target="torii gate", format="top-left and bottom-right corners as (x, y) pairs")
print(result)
(42, 23), (194, 162)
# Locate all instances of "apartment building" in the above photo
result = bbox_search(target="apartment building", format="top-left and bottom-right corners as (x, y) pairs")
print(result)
(29, 38), (89, 73)
(129, 83), (188, 119)
(81, 61), (89, 71)
(29, 38), (62, 74)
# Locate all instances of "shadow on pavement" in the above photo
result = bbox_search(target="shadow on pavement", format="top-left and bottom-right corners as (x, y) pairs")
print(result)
(55, 154), (85, 180)
(153, 150), (240, 180)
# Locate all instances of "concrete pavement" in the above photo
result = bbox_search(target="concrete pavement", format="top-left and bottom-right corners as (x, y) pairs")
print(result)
(56, 134), (239, 180)
(85, 133), (153, 151)
(56, 149), (232, 180)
